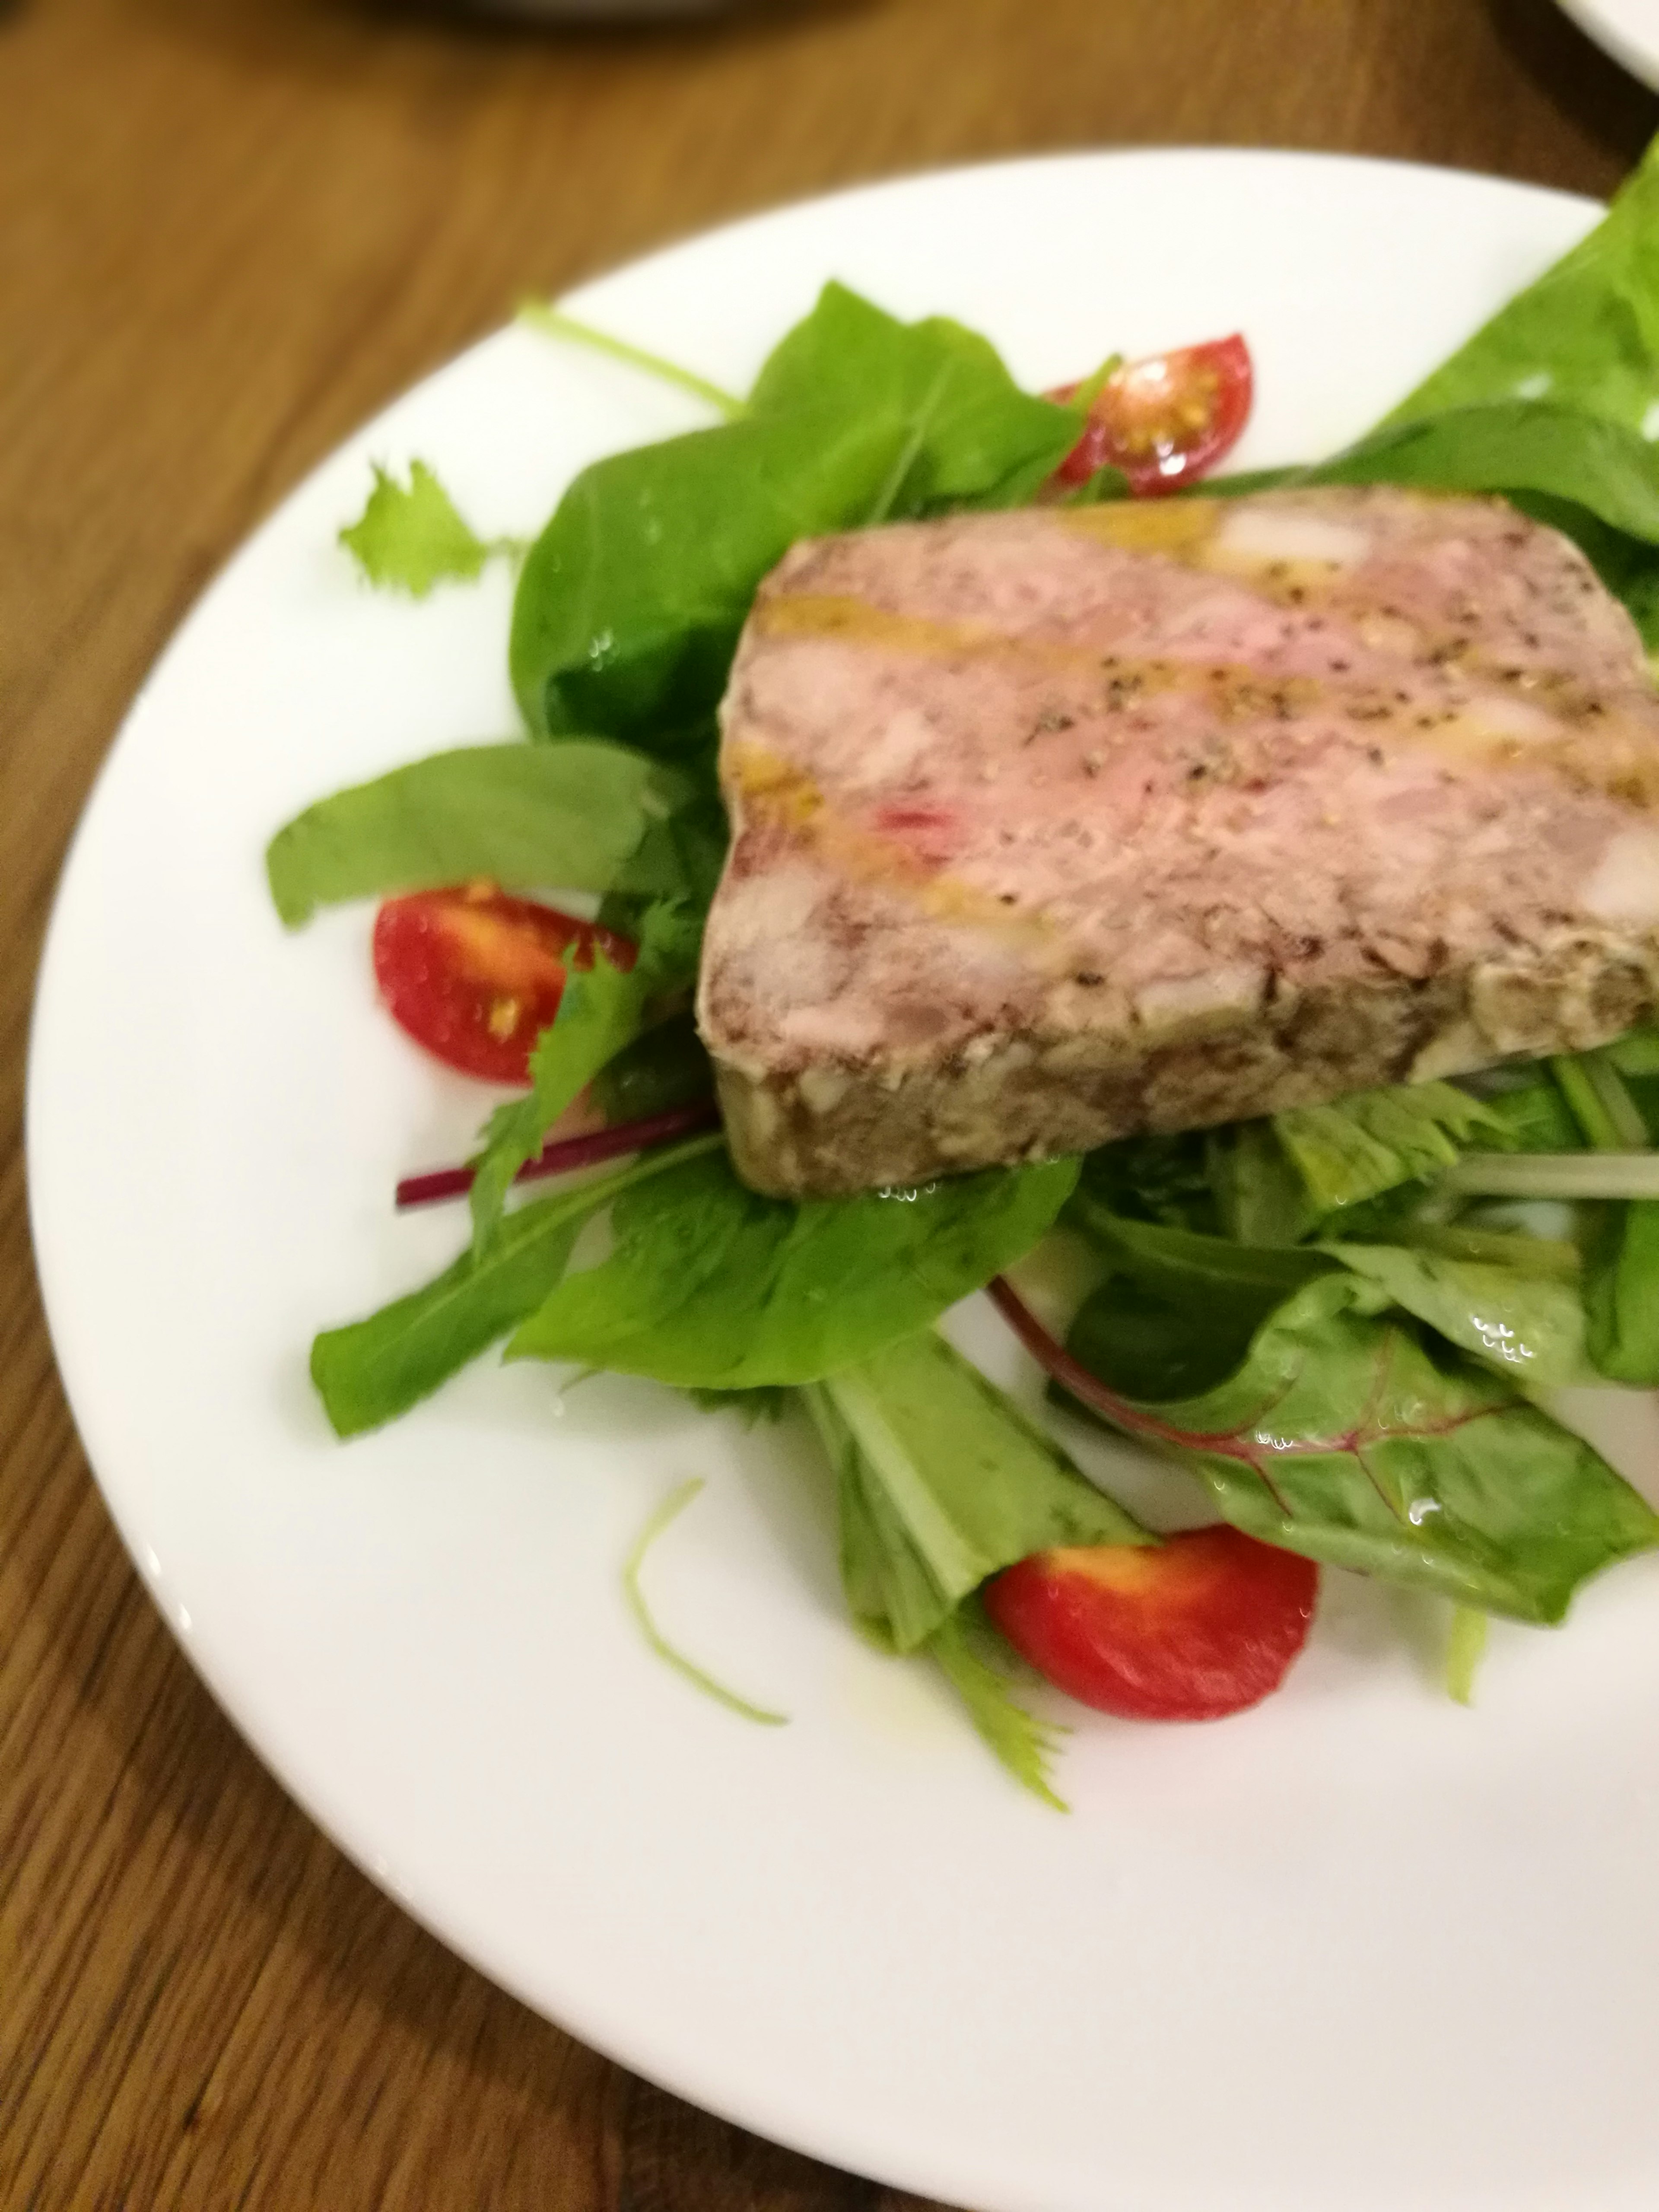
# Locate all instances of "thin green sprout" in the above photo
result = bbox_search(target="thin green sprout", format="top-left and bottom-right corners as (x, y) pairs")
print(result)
(518, 302), (747, 421)
(623, 1478), (789, 1727)
(1551, 1051), (1649, 1152)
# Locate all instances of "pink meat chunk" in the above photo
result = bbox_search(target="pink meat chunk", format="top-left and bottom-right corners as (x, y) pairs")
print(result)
(697, 488), (1659, 1197)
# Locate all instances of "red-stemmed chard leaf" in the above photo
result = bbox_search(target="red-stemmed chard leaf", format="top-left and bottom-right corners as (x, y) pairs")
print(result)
(988, 1272), (1659, 1626)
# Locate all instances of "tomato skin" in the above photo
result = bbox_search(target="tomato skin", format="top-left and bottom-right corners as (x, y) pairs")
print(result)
(984, 1526), (1316, 1722)
(1052, 334), (1252, 496)
(372, 885), (635, 1085)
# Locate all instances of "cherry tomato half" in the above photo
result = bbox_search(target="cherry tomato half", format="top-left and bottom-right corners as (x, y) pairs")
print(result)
(984, 1525), (1316, 1722)
(372, 884), (635, 1085)
(1052, 334), (1253, 496)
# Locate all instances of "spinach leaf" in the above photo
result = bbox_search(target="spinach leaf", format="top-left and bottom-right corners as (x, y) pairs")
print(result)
(509, 406), (909, 745)
(1584, 1200), (1659, 1386)
(507, 285), (1078, 747)
(467, 900), (702, 1252)
(1384, 141), (1659, 435)
(339, 461), (500, 596)
(505, 1151), (1078, 1387)
(1208, 1120), (1316, 1248)
(1063, 1266), (1657, 1623)
(1480, 1064), (1587, 1154)
(589, 1009), (713, 1124)
(747, 281), (1079, 513)
(266, 742), (693, 927)
(1307, 400), (1659, 545)
(1076, 1128), (1220, 1235)
(1067, 1208), (1335, 1399)
(1319, 1240), (1593, 1390)
(309, 1133), (722, 1437)
(1500, 489), (1659, 650)
(1272, 1081), (1508, 1218)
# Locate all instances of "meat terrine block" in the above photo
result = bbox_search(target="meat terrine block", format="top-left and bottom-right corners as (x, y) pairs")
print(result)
(696, 488), (1659, 1198)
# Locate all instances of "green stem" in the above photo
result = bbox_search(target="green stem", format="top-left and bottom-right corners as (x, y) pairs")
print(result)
(1445, 1606), (1489, 1707)
(1443, 1152), (1659, 1200)
(1398, 1221), (1582, 1281)
(518, 302), (748, 421)
(623, 1479), (789, 1727)
(1065, 350), (1123, 416)
(1551, 1050), (1648, 1152)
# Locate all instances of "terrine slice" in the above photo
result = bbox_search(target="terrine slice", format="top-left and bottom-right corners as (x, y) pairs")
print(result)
(697, 488), (1659, 1197)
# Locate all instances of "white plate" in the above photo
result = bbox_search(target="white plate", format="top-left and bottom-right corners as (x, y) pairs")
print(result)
(29, 151), (1659, 2212)
(1559, 0), (1659, 89)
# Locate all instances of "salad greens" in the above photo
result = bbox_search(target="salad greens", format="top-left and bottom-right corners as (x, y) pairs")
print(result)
(1061, 1228), (1656, 1622)
(1386, 140), (1659, 436)
(265, 742), (695, 927)
(623, 1478), (789, 1728)
(338, 460), (518, 597)
(507, 284), (1080, 749)
(502, 1151), (1077, 1388)
(276, 150), (1659, 1803)
(310, 1132), (724, 1437)
(806, 1326), (1145, 1656)
(1271, 1082), (1510, 1218)
(467, 899), (702, 1252)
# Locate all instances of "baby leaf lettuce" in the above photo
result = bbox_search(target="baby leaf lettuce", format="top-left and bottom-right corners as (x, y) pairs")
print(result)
(1385, 139), (1659, 435)
(509, 407), (908, 747)
(806, 1328), (1145, 1653)
(339, 461), (498, 596)
(1308, 400), (1659, 545)
(265, 741), (693, 928)
(1063, 1241), (1658, 1623)
(1272, 1081), (1509, 1218)
(1064, 1203), (1335, 1398)
(926, 1609), (1071, 1812)
(1076, 1128), (1221, 1236)
(1318, 1240), (1593, 1390)
(589, 1009), (713, 1124)
(1584, 1199), (1659, 1386)
(505, 1151), (1079, 1388)
(508, 284), (1079, 746)
(746, 281), (1080, 513)
(467, 900), (702, 1252)
(1208, 1121), (1316, 1248)
(310, 1132), (724, 1437)
(804, 1327), (1143, 1806)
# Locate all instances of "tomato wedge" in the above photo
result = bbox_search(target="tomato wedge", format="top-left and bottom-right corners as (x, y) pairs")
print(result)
(1052, 334), (1252, 496)
(372, 884), (635, 1085)
(984, 1525), (1316, 1722)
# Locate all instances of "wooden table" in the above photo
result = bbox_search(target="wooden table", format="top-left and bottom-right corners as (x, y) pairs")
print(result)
(2, 1), (1654, 2202)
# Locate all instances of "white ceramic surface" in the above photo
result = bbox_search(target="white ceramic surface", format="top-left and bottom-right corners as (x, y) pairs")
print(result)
(29, 152), (1659, 2212)
(1559, 0), (1659, 89)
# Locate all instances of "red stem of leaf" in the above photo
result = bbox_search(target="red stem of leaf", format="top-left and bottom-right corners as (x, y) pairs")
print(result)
(986, 1275), (1237, 1454)
(395, 1101), (721, 1210)
(987, 1274), (1300, 1510)
(987, 1274), (1498, 1523)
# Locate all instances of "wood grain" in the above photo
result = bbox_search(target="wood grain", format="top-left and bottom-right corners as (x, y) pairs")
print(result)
(2, 1), (1655, 2204)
